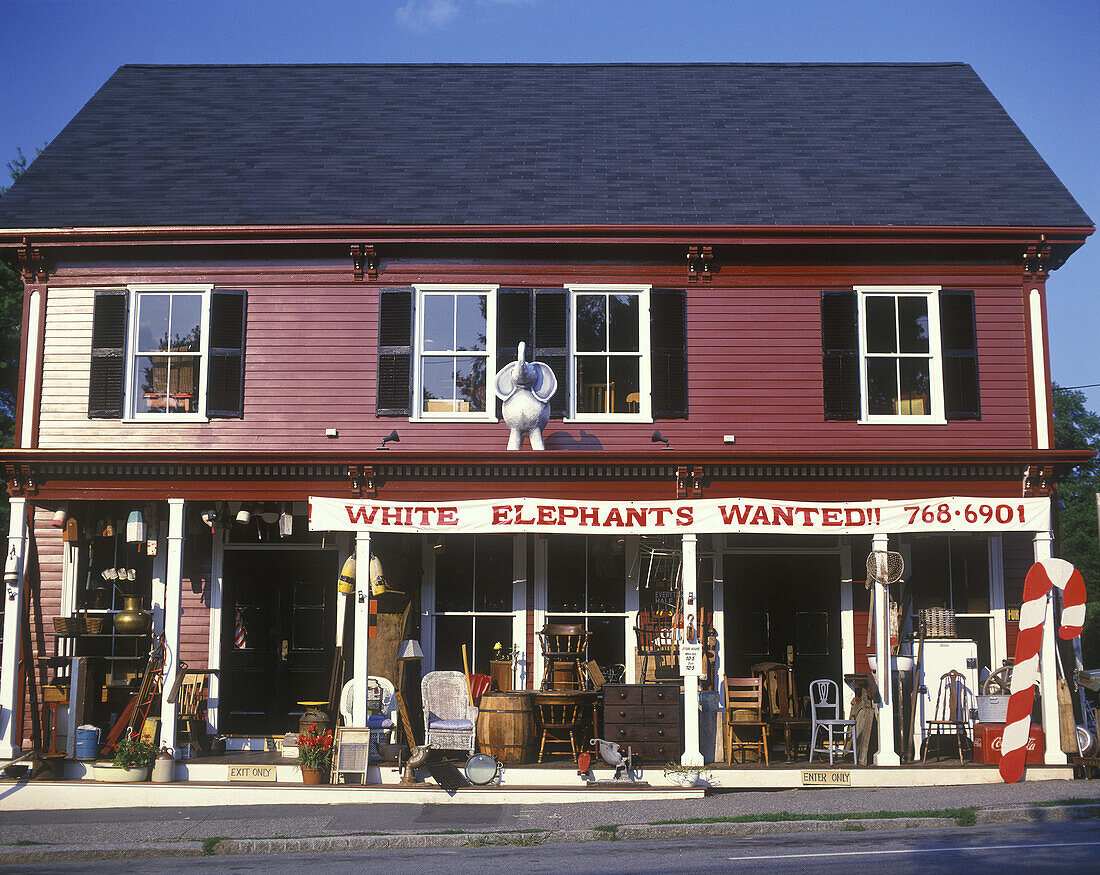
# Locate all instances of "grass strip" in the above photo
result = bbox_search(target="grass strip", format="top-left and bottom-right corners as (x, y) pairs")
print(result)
(202, 837), (228, 856)
(650, 807), (980, 828)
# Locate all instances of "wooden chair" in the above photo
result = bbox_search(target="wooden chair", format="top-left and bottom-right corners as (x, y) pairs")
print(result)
(724, 677), (769, 765)
(538, 623), (590, 690)
(634, 605), (677, 682)
(176, 672), (208, 754)
(923, 669), (972, 764)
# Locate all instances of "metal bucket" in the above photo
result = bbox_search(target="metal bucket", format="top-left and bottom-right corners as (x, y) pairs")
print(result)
(74, 725), (100, 760)
(976, 695), (1010, 724)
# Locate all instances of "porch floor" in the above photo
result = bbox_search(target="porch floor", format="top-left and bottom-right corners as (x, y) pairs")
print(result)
(43, 749), (1075, 799)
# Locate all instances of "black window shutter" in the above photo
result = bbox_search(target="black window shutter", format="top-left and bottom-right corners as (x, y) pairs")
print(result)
(207, 290), (247, 418)
(650, 289), (687, 419)
(821, 290), (860, 421)
(377, 287), (414, 416)
(496, 288), (533, 364)
(940, 290), (980, 420)
(88, 290), (128, 419)
(533, 289), (568, 418)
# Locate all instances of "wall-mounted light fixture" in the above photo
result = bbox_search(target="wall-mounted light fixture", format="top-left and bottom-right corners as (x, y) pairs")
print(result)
(651, 429), (672, 449)
(379, 429), (400, 449)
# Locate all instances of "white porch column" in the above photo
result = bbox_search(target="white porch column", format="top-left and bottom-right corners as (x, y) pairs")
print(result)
(0, 498), (29, 759)
(680, 533), (704, 767)
(160, 499), (185, 756)
(872, 533), (900, 765)
(352, 531), (371, 725)
(1033, 529), (1067, 765)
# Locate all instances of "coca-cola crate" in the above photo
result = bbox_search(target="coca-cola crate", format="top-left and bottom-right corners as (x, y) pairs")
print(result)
(972, 722), (1045, 766)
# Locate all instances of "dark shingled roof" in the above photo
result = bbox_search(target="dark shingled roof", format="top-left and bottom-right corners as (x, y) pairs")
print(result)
(0, 63), (1090, 230)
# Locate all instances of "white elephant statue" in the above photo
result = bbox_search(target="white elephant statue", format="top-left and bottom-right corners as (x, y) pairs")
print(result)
(495, 341), (557, 451)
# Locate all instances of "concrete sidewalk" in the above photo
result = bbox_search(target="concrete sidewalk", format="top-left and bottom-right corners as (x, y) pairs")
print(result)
(0, 779), (1097, 865)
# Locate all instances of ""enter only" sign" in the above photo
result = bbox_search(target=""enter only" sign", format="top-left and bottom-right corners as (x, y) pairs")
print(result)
(800, 769), (851, 787)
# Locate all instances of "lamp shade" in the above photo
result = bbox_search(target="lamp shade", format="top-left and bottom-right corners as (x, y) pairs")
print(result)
(397, 639), (424, 661)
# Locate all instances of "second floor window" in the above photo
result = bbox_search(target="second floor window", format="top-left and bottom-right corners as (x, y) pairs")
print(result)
(569, 286), (651, 420)
(413, 286), (497, 420)
(130, 290), (206, 417)
(822, 285), (979, 423)
(88, 285), (246, 421)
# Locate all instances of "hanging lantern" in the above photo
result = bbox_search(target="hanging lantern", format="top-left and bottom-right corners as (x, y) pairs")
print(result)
(126, 508), (147, 544)
(279, 504), (293, 537)
(236, 504), (252, 525)
(338, 555), (356, 595)
(101, 519), (114, 538)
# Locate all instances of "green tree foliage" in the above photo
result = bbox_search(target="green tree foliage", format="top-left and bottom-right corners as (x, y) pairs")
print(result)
(1052, 382), (1100, 662)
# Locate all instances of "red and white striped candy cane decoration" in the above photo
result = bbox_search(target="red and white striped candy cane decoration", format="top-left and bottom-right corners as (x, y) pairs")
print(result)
(1000, 558), (1086, 783)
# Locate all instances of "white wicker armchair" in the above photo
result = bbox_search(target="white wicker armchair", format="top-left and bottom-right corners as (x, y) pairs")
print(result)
(422, 670), (478, 754)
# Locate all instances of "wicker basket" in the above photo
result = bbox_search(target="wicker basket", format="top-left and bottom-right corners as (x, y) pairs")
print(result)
(52, 616), (86, 636)
(84, 616), (106, 635)
(919, 608), (957, 638)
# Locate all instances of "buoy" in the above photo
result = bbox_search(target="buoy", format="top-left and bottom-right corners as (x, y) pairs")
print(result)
(338, 555), (356, 594)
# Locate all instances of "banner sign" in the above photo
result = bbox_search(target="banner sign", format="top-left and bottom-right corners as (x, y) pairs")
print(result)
(310, 495), (1049, 536)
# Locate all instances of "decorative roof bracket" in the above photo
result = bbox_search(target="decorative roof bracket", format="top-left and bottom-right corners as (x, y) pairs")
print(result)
(686, 245), (714, 283)
(676, 465), (703, 498)
(1022, 235), (1051, 278)
(351, 244), (378, 281)
(348, 464), (376, 497)
(17, 239), (48, 283)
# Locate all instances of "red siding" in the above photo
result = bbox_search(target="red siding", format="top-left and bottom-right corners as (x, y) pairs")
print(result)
(35, 263), (1034, 455)
(22, 507), (63, 749)
(179, 573), (210, 671)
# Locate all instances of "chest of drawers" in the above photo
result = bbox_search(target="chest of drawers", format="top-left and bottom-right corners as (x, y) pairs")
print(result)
(601, 683), (682, 764)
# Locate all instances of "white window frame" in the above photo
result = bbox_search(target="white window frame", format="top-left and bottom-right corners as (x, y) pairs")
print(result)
(411, 284), (498, 423)
(565, 284), (652, 423)
(124, 283), (214, 422)
(855, 285), (946, 425)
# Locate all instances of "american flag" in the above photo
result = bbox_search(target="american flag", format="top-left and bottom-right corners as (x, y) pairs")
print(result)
(234, 608), (247, 649)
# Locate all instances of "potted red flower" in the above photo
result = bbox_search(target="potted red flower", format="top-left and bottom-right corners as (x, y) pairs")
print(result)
(297, 722), (334, 784)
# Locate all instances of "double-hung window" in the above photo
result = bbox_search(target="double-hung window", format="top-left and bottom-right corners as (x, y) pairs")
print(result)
(129, 287), (208, 418)
(857, 286), (944, 423)
(822, 285), (979, 423)
(567, 285), (651, 421)
(412, 285), (497, 420)
(88, 284), (246, 421)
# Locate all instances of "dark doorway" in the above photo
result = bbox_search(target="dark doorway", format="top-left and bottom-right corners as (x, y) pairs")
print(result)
(220, 549), (338, 735)
(724, 553), (842, 697)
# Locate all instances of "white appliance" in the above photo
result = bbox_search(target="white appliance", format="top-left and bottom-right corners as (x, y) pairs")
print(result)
(913, 639), (979, 748)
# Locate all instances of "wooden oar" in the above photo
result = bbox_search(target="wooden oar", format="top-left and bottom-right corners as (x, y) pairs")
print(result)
(461, 644), (474, 706)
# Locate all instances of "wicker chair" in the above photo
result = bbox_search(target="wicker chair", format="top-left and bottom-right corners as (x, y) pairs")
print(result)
(422, 670), (479, 754)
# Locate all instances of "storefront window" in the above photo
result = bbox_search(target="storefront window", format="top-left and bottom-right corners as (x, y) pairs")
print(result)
(431, 534), (515, 674)
(546, 535), (627, 676)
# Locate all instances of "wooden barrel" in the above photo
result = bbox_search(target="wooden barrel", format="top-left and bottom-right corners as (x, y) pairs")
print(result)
(477, 691), (537, 764)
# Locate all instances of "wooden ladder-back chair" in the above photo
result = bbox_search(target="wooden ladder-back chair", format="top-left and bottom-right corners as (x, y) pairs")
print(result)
(923, 669), (972, 764)
(724, 677), (770, 765)
(176, 672), (208, 754)
(635, 605), (677, 683)
(538, 623), (590, 690)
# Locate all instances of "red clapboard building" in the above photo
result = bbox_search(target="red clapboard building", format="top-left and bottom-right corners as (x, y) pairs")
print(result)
(0, 64), (1092, 778)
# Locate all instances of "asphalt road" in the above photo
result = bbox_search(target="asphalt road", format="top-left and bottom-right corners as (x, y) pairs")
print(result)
(0, 779), (1096, 845)
(6, 820), (1097, 874)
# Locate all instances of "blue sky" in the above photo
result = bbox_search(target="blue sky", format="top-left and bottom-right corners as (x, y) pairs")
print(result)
(2, 0), (1097, 409)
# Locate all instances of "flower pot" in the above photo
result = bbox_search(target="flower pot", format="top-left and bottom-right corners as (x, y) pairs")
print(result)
(300, 766), (328, 785)
(93, 763), (151, 782)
